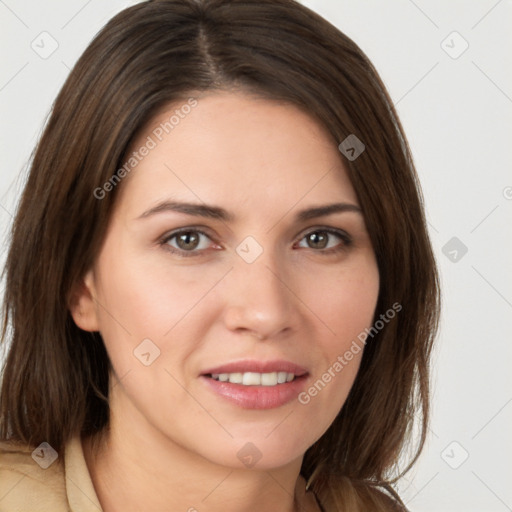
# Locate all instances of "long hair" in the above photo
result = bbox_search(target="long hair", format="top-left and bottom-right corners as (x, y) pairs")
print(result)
(0, 1), (440, 510)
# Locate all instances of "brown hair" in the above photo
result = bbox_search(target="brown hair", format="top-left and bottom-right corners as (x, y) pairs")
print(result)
(0, 1), (440, 510)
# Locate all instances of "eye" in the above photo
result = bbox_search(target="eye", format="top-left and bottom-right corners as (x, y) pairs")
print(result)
(160, 228), (216, 257)
(296, 228), (352, 253)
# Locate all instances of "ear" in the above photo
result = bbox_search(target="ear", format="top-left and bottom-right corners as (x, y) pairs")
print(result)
(68, 270), (100, 332)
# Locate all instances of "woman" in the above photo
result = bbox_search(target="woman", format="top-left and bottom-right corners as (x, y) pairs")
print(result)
(0, 0), (440, 510)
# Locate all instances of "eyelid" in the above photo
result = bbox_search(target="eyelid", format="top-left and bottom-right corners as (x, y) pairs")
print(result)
(302, 225), (350, 239)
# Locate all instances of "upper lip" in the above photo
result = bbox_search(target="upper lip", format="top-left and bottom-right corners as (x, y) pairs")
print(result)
(201, 359), (308, 377)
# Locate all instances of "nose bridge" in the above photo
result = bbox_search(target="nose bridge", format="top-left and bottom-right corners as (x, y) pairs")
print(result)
(222, 238), (297, 338)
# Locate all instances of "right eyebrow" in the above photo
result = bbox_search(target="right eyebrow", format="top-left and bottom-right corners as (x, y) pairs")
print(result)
(136, 201), (234, 222)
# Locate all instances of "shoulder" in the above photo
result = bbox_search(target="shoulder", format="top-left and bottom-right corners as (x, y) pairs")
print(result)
(0, 439), (68, 511)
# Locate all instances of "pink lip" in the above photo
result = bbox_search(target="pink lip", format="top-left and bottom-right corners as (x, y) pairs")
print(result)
(199, 359), (309, 410)
(200, 359), (308, 377)
(200, 375), (309, 409)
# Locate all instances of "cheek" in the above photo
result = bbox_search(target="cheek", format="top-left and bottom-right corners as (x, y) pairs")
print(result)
(93, 249), (228, 370)
(305, 254), (380, 345)
(295, 255), (379, 413)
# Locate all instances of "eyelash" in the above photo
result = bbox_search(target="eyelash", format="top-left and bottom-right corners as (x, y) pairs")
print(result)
(159, 227), (353, 258)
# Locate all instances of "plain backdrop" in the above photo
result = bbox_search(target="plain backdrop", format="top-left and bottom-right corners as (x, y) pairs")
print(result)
(1, 1), (511, 511)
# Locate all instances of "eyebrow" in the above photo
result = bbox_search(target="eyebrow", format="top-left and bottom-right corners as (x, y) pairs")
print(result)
(137, 200), (362, 223)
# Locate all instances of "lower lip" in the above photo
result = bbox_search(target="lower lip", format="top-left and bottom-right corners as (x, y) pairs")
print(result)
(200, 375), (308, 409)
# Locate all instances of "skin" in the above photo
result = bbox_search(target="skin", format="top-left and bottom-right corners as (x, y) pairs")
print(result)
(71, 91), (380, 512)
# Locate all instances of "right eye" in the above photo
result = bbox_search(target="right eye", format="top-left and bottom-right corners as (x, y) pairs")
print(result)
(160, 228), (218, 257)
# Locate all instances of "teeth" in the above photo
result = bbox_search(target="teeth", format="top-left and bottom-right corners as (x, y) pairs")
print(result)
(243, 372), (262, 386)
(210, 371), (297, 386)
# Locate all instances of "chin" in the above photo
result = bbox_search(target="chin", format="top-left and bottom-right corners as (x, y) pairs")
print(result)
(195, 433), (312, 472)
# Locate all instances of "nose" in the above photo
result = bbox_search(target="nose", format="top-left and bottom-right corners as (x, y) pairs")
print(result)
(221, 250), (299, 341)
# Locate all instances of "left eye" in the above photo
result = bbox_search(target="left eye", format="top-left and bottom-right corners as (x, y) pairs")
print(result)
(296, 229), (350, 251)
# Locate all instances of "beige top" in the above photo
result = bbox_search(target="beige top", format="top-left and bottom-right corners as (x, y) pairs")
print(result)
(0, 436), (322, 511)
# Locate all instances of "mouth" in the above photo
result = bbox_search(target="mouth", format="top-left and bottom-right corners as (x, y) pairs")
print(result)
(199, 360), (309, 409)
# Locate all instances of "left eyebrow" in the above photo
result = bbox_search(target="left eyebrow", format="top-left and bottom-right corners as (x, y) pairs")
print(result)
(294, 202), (362, 221)
(136, 200), (362, 222)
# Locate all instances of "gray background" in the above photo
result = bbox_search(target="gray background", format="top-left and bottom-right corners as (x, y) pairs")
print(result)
(1, 1), (511, 510)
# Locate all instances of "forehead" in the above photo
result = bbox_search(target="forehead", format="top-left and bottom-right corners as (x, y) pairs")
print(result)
(116, 91), (358, 218)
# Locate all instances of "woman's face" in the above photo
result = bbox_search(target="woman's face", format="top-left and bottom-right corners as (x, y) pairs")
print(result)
(75, 91), (379, 470)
